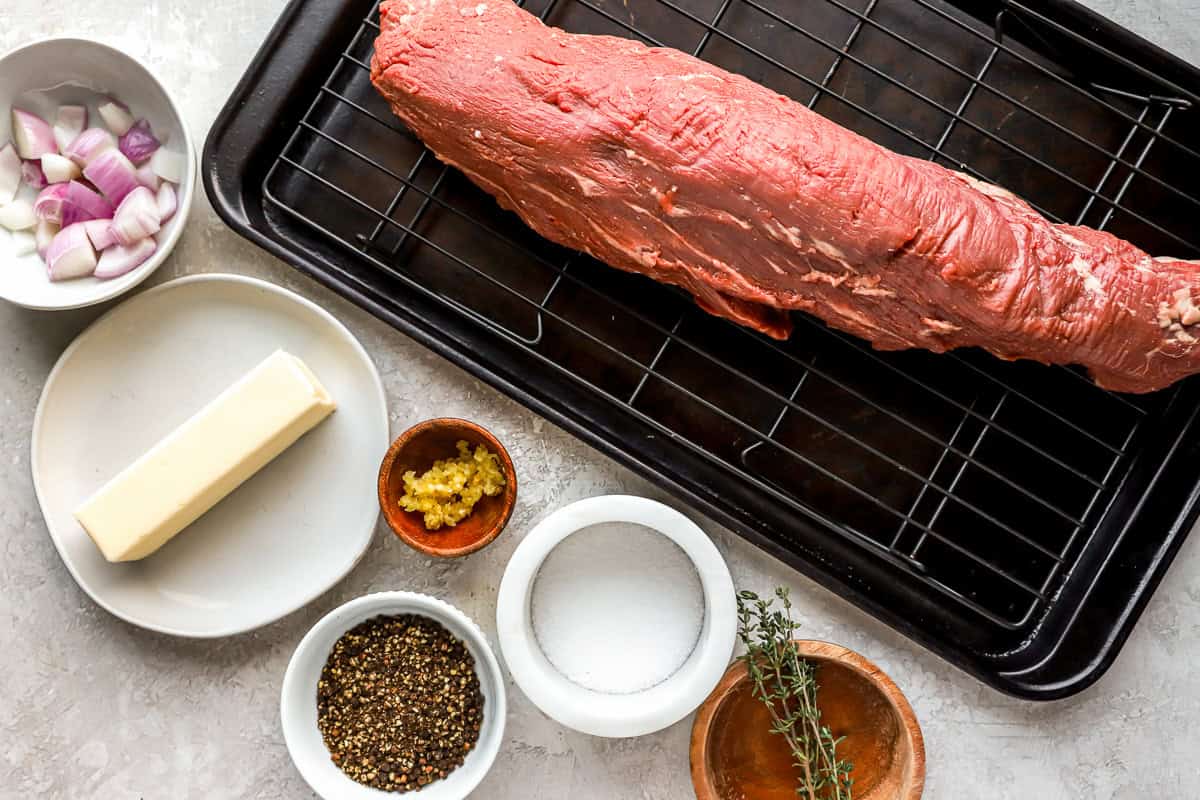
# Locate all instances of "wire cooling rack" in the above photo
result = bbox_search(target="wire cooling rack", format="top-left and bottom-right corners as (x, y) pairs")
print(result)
(206, 0), (1200, 695)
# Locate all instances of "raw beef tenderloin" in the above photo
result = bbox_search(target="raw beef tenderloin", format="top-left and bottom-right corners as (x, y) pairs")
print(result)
(371, 0), (1200, 393)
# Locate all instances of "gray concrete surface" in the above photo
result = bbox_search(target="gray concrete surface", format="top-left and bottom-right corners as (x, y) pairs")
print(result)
(3, 1), (1200, 797)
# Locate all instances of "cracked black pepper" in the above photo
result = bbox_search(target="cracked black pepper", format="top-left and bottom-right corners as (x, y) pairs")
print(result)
(317, 614), (484, 792)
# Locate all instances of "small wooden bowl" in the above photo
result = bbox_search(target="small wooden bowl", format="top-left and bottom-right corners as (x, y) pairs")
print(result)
(377, 418), (517, 558)
(691, 640), (924, 800)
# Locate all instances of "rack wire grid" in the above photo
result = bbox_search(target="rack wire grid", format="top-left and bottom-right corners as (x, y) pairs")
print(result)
(260, 0), (1200, 636)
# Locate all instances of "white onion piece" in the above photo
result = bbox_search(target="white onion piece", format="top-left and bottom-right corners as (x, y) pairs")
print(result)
(64, 128), (115, 167)
(156, 182), (177, 223)
(35, 219), (59, 259)
(134, 161), (160, 190)
(0, 143), (20, 203)
(97, 101), (135, 136)
(111, 186), (160, 245)
(62, 181), (115, 227)
(46, 223), (97, 281)
(41, 153), (81, 184)
(94, 237), (156, 280)
(11, 109), (57, 159)
(84, 149), (139, 205)
(34, 183), (69, 224)
(0, 199), (37, 230)
(149, 148), (185, 184)
(83, 218), (117, 251)
(53, 105), (88, 152)
(10, 229), (36, 256)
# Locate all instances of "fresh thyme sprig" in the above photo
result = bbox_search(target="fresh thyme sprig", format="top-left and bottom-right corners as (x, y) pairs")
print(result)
(736, 588), (853, 800)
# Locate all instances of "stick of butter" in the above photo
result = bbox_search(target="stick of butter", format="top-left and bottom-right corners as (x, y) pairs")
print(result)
(74, 350), (337, 562)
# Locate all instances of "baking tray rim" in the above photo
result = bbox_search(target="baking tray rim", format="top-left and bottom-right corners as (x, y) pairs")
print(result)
(201, 0), (1200, 699)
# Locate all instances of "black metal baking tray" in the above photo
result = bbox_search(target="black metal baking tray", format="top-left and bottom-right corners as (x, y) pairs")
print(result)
(204, 0), (1200, 698)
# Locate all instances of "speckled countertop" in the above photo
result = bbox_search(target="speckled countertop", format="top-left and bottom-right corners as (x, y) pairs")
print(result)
(3, 1), (1200, 798)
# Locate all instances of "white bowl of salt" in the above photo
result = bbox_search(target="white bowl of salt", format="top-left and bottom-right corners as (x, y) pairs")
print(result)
(496, 495), (736, 737)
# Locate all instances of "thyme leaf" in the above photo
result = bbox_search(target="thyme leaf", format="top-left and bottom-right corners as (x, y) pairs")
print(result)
(736, 588), (853, 800)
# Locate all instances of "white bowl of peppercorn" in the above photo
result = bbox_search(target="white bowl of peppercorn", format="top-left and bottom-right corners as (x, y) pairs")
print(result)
(281, 591), (506, 799)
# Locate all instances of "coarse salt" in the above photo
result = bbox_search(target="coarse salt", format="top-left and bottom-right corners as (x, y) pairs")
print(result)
(530, 522), (705, 694)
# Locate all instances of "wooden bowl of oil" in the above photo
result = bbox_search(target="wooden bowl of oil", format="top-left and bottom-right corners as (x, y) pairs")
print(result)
(691, 640), (924, 800)
(378, 418), (517, 558)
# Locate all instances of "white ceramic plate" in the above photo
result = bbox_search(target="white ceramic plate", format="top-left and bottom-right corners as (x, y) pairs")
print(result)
(0, 37), (196, 310)
(31, 274), (389, 636)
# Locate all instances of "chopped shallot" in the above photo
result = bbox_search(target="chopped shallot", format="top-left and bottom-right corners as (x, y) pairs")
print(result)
(83, 218), (117, 251)
(11, 109), (57, 159)
(156, 182), (177, 222)
(118, 119), (159, 164)
(84, 149), (139, 205)
(149, 148), (185, 184)
(35, 219), (59, 259)
(8, 95), (180, 281)
(61, 181), (114, 227)
(134, 161), (160, 190)
(94, 237), (156, 279)
(45, 222), (97, 281)
(53, 105), (88, 152)
(34, 183), (69, 224)
(64, 128), (116, 167)
(97, 100), (135, 136)
(0, 199), (37, 231)
(21, 159), (48, 189)
(41, 153), (81, 184)
(111, 186), (160, 245)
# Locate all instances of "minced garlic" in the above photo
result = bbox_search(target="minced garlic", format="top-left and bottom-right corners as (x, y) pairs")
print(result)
(399, 440), (506, 530)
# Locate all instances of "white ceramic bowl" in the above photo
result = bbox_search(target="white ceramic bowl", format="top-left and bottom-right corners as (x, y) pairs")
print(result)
(496, 495), (736, 738)
(282, 592), (507, 800)
(0, 37), (196, 310)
